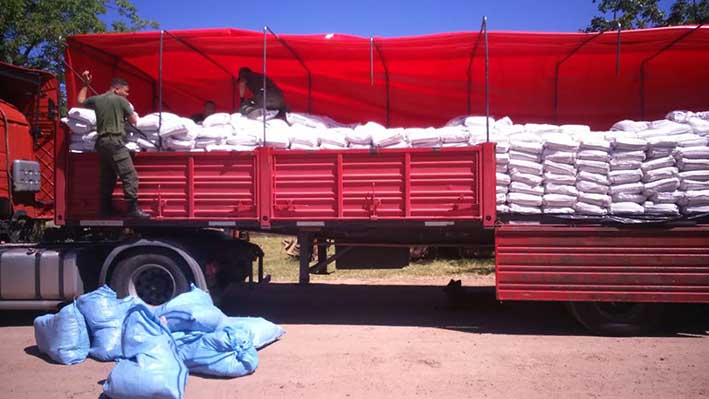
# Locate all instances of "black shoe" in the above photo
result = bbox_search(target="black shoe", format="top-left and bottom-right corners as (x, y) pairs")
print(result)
(126, 201), (150, 219)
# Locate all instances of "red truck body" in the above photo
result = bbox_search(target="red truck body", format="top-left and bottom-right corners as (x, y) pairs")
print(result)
(0, 62), (57, 219)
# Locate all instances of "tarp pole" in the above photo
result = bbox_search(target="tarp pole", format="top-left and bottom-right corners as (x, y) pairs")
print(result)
(553, 31), (603, 124)
(466, 31), (483, 115)
(263, 26), (268, 145)
(370, 37), (374, 87)
(640, 24), (703, 120)
(265, 26), (313, 113)
(158, 30), (164, 134)
(372, 38), (390, 128)
(483, 16), (490, 143)
(616, 22), (622, 76)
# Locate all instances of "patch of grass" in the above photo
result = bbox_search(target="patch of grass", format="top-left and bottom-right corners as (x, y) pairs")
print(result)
(249, 233), (495, 283)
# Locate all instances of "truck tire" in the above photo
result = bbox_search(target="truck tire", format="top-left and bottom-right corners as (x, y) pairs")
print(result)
(110, 252), (190, 306)
(566, 301), (664, 336)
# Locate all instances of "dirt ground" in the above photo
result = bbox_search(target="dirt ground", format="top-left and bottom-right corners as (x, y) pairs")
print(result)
(1, 276), (708, 399)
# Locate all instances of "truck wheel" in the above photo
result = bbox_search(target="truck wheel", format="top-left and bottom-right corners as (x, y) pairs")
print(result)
(110, 252), (190, 306)
(566, 301), (664, 336)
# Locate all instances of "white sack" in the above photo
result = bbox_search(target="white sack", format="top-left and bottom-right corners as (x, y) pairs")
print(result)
(576, 159), (610, 175)
(643, 177), (680, 195)
(543, 160), (576, 176)
(677, 158), (709, 171)
(609, 169), (643, 185)
(611, 150), (646, 162)
(578, 192), (611, 207)
(544, 183), (579, 197)
(579, 138), (611, 152)
(543, 194), (577, 207)
(684, 190), (709, 206)
(650, 191), (684, 204)
(641, 156), (675, 173)
(578, 171), (610, 185)
(643, 167), (678, 183)
(320, 128), (350, 148)
(544, 172), (576, 185)
(541, 149), (575, 164)
(610, 158), (642, 171)
(542, 207), (576, 214)
(679, 170), (709, 181)
(577, 150), (610, 162)
(509, 150), (541, 162)
(496, 153), (510, 165)
(509, 159), (543, 176)
(509, 182), (544, 196)
(438, 126), (470, 144)
(644, 203), (680, 216)
(574, 202), (608, 215)
(576, 180), (609, 194)
(202, 112), (232, 127)
(612, 137), (647, 151)
(609, 182), (644, 195)
(612, 192), (646, 204)
(68, 108), (97, 125)
(511, 173), (543, 186)
(610, 202), (645, 214)
(611, 120), (649, 132)
(673, 146), (709, 160)
(680, 179), (709, 191)
(509, 203), (542, 214)
(507, 193), (543, 207)
(496, 173), (511, 186)
(509, 140), (543, 155)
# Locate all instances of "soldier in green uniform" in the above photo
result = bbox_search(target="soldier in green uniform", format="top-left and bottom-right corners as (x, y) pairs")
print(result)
(238, 67), (289, 122)
(77, 71), (149, 219)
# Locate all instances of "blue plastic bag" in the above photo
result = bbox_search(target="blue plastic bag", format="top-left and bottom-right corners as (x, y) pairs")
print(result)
(102, 304), (188, 399)
(76, 285), (141, 361)
(154, 285), (225, 333)
(33, 302), (90, 365)
(175, 325), (259, 378)
(219, 317), (285, 349)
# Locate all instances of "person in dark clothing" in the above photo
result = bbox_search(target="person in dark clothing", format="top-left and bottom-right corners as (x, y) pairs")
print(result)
(238, 67), (288, 121)
(77, 70), (149, 219)
(190, 100), (216, 123)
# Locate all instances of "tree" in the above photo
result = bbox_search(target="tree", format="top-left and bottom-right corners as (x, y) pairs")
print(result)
(585, 0), (708, 32)
(0, 0), (158, 77)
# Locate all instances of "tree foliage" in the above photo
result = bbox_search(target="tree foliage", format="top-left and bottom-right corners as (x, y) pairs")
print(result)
(0, 0), (158, 76)
(585, 0), (708, 31)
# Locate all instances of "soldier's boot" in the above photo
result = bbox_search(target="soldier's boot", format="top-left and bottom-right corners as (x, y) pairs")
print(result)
(126, 200), (150, 219)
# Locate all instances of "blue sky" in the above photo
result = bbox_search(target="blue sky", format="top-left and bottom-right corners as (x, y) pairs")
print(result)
(118, 0), (676, 36)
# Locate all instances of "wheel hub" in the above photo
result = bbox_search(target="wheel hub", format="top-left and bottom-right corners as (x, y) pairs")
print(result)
(128, 263), (177, 305)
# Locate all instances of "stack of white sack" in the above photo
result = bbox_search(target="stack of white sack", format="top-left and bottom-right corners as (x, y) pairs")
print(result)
(137, 112), (195, 151)
(506, 127), (545, 214)
(495, 136), (511, 214)
(228, 114), (264, 149)
(673, 145), (709, 214)
(64, 108), (98, 152)
(542, 127), (581, 214)
(194, 112), (233, 151)
(606, 130), (647, 215)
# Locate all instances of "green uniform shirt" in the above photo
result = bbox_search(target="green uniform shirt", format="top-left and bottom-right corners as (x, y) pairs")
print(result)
(83, 92), (133, 137)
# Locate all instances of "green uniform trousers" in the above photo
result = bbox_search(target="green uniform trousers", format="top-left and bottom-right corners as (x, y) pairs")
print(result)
(95, 135), (139, 202)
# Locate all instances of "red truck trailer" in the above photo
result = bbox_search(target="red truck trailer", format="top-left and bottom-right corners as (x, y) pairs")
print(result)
(1, 25), (708, 336)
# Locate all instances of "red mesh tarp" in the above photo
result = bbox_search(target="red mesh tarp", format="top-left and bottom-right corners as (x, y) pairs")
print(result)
(65, 26), (709, 130)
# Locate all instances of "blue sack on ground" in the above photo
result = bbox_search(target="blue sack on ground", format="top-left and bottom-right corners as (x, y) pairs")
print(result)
(76, 285), (140, 361)
(102, 304), (188, 399)
(154, 284), (225, 333)
(33, 302), (89, 365)
(175, 325), (259, 378)
(219, 316), (285, 349)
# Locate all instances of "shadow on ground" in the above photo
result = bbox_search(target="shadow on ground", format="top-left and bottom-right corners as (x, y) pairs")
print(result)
(218, 282), (709, 337)
(2, 282), (707, 338)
